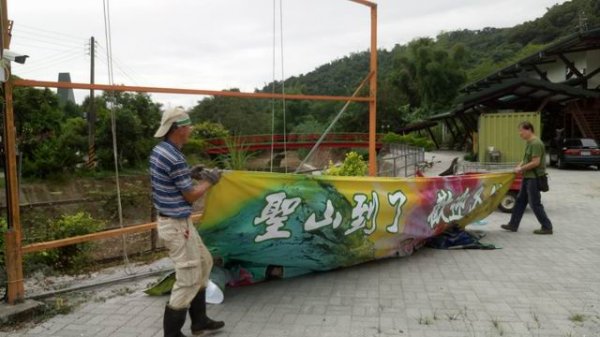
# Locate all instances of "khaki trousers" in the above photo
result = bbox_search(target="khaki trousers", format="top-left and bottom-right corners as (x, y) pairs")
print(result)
(157, 216), (213, 309)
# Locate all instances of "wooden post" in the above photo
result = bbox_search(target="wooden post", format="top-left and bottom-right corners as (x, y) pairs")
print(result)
(368, 4), (378, 176)
(1, 0), (25, 304)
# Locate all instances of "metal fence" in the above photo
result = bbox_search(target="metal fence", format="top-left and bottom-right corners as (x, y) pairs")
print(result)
(458, 161), (518, 174)
(377, 143), (425, 177)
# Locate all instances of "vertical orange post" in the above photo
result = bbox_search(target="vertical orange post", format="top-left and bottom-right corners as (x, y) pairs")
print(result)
(1, 0), (25, 304)
(368, 4), (378, 176)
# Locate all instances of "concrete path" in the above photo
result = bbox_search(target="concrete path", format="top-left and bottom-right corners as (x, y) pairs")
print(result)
(2, 159), (599, 337)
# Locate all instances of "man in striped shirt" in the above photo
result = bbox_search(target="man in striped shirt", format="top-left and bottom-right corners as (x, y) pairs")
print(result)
(150, 107), (223, 337)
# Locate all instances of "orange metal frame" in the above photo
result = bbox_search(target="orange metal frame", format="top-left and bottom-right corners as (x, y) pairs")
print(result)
(2, 0), (377, 304)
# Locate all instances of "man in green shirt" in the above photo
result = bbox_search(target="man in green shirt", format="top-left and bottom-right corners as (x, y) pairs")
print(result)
(501, 121), (553, 234)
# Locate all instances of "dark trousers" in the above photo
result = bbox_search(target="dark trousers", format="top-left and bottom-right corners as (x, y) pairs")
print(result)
(509, 178), (553, 230)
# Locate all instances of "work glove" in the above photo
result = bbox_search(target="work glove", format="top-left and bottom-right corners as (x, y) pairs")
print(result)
(200, 168), (221, 185)
(190, 164), (205, 180)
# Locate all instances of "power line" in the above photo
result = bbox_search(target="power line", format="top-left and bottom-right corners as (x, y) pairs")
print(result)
(94, 43), (146, 84)
(10, 40), (83, 53)
(102, 0), (115, 86)
(16, 53), (84, 73)
(12, 31), (85, 49)
(94, 53), (139, 85)
(15, 23), (87, 42)
(15, 53), (84, 75)
(18, 45), (85, 68)
(11, 32), (86, 49)
(12, 28), (87, 46)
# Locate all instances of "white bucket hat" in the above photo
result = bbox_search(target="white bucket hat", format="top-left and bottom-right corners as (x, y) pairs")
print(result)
(154, 107), (192, 138)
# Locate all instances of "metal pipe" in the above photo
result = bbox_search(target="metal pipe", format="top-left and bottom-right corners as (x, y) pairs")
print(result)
(27, 268), (174, 300)
(368, 4), (378, 176)
(12, 79), (371, 103)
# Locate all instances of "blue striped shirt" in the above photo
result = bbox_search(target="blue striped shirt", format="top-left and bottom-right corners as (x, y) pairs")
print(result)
(149, 141), (194, 218)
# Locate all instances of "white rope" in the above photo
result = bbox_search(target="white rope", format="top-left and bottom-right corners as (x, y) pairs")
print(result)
(295, 73), (373, 173)
(269, 0), (276, 172)
(279, 0), (287, 173)
(103, 0), (131, 273)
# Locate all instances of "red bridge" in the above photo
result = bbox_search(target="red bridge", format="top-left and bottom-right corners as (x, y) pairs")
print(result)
(204, 133), (384, 154)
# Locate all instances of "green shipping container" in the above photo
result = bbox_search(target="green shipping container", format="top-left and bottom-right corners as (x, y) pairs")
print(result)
(478, 112), (541, 163)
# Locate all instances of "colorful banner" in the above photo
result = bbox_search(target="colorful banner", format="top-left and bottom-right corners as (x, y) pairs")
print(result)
(198, 170), (514, 286)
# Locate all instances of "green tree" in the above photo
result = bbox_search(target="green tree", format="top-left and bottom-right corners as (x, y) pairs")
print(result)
(189, 89), (271, 135)
(13, 87), (63, 167)
(389, 38), (467, 114)
(94, 92), (162, 169)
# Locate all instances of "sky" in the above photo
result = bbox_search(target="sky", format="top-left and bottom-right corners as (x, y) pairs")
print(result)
(8, 0), (569, 109)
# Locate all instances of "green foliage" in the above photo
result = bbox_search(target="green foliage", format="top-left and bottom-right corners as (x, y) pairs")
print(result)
(22, 117), (88, 178)
(181, 138), (207, 163)
(219, 136), (255, 170)
(290, 117), (326, 159)
(94, 92), (162, 170)
(463, 153), (477, 162)
(14, 87), (64, 177)
(189, 90), (271, 135)
(437, 0), (600, 83)
(388, 38), (467, 114)
(466, 43), (547, 82)
(181, 121), (230, 164)
(193, 121), (230, 139)
(27, 212), (105, 273)
(382, 132), (436, 151)
(13, 87), (162, 178)
(324, 151), (367, 176)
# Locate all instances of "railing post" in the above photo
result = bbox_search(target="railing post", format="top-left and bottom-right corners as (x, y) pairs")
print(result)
(367, 4), (378, 176)
(2, 0), (25, 303)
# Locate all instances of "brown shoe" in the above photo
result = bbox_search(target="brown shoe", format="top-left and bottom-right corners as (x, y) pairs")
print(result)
(500, 224), (518, 232)
(533, 228), (553, 235)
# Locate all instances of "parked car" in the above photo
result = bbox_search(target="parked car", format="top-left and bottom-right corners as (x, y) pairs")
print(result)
(549, 138), (600, 170)
(457, 161), (523, 213)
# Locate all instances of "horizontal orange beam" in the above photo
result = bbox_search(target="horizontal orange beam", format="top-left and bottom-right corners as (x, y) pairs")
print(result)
(349, 0), (377, 8)
(12, 79), (372, 103)
(21, 213), (202, 254)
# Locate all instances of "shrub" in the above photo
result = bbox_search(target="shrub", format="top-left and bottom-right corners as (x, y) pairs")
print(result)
(219, 136), (254, 170)
(382, 132), (435, 151)
(27, 212), (105, 273)
(193, 121), (229, 139)
(182, 138), (207, 164)
(463, 152), (477, 162)
(324, 151), (368, 176)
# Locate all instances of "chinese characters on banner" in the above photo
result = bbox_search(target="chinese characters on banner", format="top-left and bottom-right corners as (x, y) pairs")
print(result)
(252, 183), (498, 243)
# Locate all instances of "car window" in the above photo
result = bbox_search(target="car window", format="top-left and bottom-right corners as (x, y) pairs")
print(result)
(563, 139), (599, 148)
(563, 139), (582, 147)
(580, 139), (598, 148)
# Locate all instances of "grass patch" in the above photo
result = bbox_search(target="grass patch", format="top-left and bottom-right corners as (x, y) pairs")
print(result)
(418, 315), (433, 325)
(491, 318), (505, 336)
(569, 313), (585, 323)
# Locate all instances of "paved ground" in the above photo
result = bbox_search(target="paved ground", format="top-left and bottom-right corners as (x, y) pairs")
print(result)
(2, 154), (600, 337)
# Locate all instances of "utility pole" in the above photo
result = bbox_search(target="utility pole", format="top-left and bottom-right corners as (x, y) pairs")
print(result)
(86, 36), (96, 169)
(1, 0), (25, 304)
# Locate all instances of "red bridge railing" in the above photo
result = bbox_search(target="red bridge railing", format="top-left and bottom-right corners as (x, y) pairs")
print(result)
(204, 133), (384, 154)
